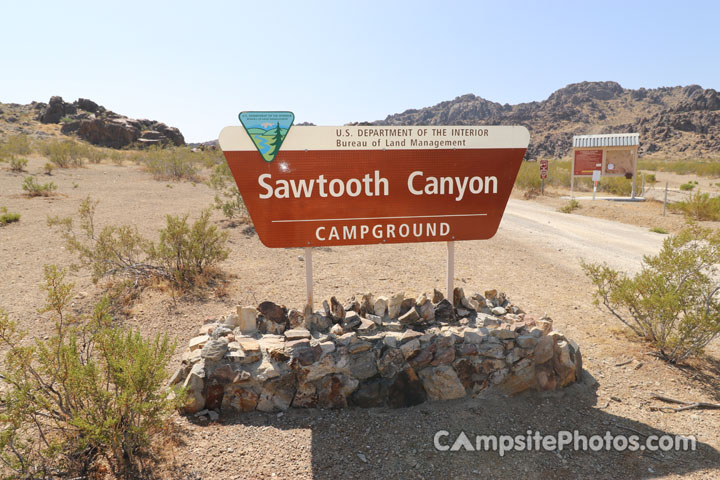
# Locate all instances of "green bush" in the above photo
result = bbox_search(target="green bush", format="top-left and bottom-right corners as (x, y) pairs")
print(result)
(8, 156), (27, 172)
(43, 139), (85, 168)
(1, 134), (32, 156)
(649, 226), (668, 234)
(645, 173), (657, 184)
(680, 182), (696, 191)
(599, 176), (633, 196)
(208, 162), (249, 221)
(0, 266), (183, 478)
(43, 161), (54, 175)
(141, 146), (199, 181)
(638, 158), (720, 177)
(83, 146), (106, 164)
(558, 199), (581, 213)
(0, 206), (20, 226)
(669, 191), (720, 221)
(22, 176), (57, 197)
(514, 159), (571, 190)
(48, 196), (229, 290)
(151, 210), (230, 286)
(583, 225), (720, 363)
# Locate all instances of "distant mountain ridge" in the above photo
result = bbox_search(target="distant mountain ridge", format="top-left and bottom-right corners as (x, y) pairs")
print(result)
(369, 81), (720, 159)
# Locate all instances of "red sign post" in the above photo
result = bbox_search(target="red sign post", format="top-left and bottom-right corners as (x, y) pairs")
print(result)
(539, 158), (548, 195)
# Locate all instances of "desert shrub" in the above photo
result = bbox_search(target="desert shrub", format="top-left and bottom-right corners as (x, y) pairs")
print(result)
(583, 225), (720, 363)
(83, 146), (106, 164)
(43, 139), (85, 168)
(22, 176), (57, 197)
(2, 134), (32, 156)
(645, 173), (657, 184)
(680, 182), (695, 191)
(208, 162), (249, 221)
(0, 206), (20, 226)
(8, 156), (27, 172)
(669, 191), (720, 221)
(649, 227), (668, 234)
(0, 266), (183, 478)
(514, 159), (571, 190)
(110, 150), (125, 166)
(558, 199), (581, 213)
(142, 147), (199, 181)
(638, 158), (720, 177)
(150, 210), (230, 286)
(599, 176), (633, 196)
(43, 161), (54, 175)
(48, 196), (229, 290)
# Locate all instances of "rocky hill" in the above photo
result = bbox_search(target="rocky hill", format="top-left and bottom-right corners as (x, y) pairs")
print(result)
(0, 96), (184, 148)
(371, 81), (720, 159)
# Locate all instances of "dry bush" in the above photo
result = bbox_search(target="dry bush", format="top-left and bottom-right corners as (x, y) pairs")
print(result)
(42, 139), (85, 168)
(208, 161), (249, 222)
(48, 196), (229, 291)
(140, 146), (199, 181)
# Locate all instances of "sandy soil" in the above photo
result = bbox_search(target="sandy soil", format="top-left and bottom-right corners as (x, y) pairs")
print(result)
(1, 157), (719, 479)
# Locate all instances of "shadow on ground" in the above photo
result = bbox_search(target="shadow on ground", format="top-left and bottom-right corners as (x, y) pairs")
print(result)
(203, 371), (720, 479)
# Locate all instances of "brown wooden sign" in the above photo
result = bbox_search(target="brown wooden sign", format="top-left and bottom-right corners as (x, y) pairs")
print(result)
(219, 126), (529, 248)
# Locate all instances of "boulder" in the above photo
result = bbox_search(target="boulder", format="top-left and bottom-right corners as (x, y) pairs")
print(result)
(387, 293), (405, 319)
(418, 366), (466, 401)
(235, 306), (258, 334)
(38, 96), (75, 123)
(201, 338), (229, 362)
(434, 299), (455, 323)
(182, 362), (206, 414)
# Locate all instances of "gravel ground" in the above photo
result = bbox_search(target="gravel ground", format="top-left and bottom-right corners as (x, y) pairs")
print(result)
(1, 158), (718, 479)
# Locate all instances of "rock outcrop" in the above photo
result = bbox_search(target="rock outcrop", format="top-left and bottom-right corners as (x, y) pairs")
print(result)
(35, 96), (184, 148)
(173, 288), (582, 415)
(369, 81), (720, 159)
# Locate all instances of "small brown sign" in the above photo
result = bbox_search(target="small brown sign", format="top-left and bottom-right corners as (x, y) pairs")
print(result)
(219, 126), (529, 248)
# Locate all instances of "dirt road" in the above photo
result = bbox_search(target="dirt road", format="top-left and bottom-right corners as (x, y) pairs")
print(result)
(500, 199), (665, 273)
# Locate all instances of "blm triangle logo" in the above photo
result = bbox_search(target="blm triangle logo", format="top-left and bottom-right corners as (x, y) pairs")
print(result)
(239, 111), (294, 162)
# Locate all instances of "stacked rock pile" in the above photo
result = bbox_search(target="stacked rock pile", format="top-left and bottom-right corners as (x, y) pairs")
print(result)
(171, 288), (582, 414)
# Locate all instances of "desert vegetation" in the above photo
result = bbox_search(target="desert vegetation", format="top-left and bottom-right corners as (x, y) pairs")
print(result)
(0, 266), (182, 479)
(638, 158), (720, 178)
(47, 196), (229, 291)
(514, 159), (634, 195)
(21, 175), (57, 197)
(208, 161), (249, 221)
(670, 191), (720, 221)
(583, 225), (720, 363)
(0, 206), (20, 226)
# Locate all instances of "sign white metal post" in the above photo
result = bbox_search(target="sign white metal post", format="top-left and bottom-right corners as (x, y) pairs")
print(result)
(446, 241), (455, 301)
(592, 170), (601, 200)
(305, 247), (313, 311)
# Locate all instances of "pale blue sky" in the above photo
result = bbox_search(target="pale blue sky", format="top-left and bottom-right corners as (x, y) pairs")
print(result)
(1, 1), (718, 142)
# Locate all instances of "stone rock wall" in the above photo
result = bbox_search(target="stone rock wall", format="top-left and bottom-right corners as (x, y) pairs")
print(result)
(171, 288), (582, 415)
